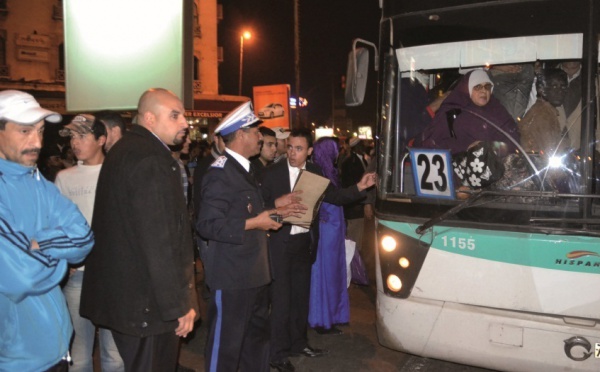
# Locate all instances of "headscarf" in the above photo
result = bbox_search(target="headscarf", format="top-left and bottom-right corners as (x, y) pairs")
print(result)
(312, 137), (341, 188)
(416, 70), (519, 155)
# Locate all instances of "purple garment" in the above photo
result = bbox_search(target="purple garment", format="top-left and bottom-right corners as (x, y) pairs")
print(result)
(416, 70), (519, 154)
(308, 137), (349, 328)
(308, 202), (350, 328)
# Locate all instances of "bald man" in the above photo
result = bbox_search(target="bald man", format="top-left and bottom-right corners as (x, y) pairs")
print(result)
(81, 88), (198, 372)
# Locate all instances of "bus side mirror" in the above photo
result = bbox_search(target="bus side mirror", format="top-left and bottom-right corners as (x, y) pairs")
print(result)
(345, 48), (370, 106)
(345, 39), (379, 107)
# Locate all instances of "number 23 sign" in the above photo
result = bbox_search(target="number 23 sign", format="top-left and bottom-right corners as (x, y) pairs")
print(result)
(409, 148), (455, 200)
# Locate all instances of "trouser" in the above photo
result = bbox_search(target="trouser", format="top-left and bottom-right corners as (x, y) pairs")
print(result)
(42, 360), (68, 372)
(63, 270), (124, 372)
(111, 331), (179, 372)
(204, 285), (270, 372)
(346, 218), (365, 251)
(270, 232), (312, 362)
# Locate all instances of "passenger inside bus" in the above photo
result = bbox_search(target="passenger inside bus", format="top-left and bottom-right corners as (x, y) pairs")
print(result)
(558, 61), (582, 149)
(518, 68), (570, 156)
(488, 63), (536, 122)
(414, 69), (519, 155)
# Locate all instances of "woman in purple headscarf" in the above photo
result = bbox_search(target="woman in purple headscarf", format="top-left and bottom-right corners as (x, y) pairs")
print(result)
(415, 69), (519, 155)
(308, 137), (349, 334)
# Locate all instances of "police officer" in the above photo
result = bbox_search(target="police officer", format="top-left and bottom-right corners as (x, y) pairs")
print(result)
(196, 101), (304, 372)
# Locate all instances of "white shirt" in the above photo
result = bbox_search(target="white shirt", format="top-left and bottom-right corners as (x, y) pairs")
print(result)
(226, 148), (250, 172)
(55, 161), (102, 270)
(288, 161), (309, 235)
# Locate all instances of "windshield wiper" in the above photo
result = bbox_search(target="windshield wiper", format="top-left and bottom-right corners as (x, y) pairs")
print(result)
(415, 189), (600, 235)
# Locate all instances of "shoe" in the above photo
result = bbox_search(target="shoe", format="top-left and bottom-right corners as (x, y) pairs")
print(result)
(270, 360), (295, 372)
(314, 326), (343, 335)
(294, 345), (329, 357)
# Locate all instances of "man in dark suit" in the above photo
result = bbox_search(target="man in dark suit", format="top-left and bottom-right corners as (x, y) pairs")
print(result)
(261, 129), (376, 372)
(341, 138), (369, 254)
(197, 102), (304, 372)
(80, 88), (198, 372)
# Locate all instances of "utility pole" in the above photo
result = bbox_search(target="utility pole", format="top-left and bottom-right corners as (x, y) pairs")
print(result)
(294, 0), (301, 128)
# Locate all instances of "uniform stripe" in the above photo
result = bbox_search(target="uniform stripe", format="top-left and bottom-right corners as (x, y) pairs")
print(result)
(209, 290), (223, 372)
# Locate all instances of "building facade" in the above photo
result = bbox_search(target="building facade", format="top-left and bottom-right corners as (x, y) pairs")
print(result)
(0, 0), (245, 138)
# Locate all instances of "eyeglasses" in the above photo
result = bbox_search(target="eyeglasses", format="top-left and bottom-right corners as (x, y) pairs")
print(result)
(473, 83), (493, 92)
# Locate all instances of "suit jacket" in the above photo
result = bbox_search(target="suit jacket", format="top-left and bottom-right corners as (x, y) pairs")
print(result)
(196, 152), (271, 290)
(80, 125), (198, 337)
(261, 160), (365, 267)
(341, 152), (367, 219)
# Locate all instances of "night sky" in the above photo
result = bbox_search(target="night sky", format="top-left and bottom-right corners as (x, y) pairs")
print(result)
(218, 0), (381, 125)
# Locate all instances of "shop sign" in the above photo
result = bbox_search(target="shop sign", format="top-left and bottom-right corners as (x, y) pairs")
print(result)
(16, 34), (51, 48)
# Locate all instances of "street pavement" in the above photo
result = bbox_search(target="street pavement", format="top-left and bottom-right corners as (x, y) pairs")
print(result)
(178, 276), (496, 372)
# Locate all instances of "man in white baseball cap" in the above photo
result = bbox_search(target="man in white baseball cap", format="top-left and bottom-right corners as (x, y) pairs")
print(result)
(0, 89), (94, 372)
(0, 90), (62, 166)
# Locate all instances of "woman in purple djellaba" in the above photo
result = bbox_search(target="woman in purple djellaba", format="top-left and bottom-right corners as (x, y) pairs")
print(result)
(414, 69), (519, 155)
(308, 137), (349, 334)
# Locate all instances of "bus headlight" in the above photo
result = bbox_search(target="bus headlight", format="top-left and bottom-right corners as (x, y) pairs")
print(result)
(399, 257), (410, 268)
(387, 275), (402, 292)
(381, 235), (397, 252)
(378, 224), (431, 298)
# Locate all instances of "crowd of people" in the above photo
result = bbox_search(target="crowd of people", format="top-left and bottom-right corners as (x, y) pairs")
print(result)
(2, 60), (586, 371)
(0, 88), (377, 372)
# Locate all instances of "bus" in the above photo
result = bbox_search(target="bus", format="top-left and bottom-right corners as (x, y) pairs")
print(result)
(345, 1), (600, 371)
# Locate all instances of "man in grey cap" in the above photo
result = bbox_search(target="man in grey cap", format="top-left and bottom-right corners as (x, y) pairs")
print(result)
(197, 101), (304, 372)
(55, 114), (124, 372)
(0, 90), (94, 372)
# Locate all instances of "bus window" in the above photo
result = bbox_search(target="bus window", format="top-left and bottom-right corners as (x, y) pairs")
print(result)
(383, 34), (600, 229)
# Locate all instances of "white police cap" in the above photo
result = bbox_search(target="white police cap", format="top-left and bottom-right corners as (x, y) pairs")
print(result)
(214, 101), (262, 136)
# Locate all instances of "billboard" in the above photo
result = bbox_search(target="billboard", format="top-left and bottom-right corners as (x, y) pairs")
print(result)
(253, 84), (291, 129)
(358, 126), (373, 139)
(64, 0), (193, 111)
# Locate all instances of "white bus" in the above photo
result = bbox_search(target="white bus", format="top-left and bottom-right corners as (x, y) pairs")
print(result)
(346, 1), (600, 371)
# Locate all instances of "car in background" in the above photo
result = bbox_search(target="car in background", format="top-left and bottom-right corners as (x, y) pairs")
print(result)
(258, 103), (285, 119)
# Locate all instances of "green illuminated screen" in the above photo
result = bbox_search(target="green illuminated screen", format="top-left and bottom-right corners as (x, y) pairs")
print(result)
(64, 0), (192, 111)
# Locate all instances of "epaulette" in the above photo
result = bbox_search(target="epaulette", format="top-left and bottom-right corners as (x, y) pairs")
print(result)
(211, 156), (227, 168)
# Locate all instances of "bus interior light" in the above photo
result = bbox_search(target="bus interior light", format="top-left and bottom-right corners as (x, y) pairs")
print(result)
(548, 155), (564, 168)
(381, 235), (397, 252)
(387, 275), (402, 292)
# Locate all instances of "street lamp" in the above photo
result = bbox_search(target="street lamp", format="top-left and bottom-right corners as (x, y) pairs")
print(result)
(238, 30), (251, 96)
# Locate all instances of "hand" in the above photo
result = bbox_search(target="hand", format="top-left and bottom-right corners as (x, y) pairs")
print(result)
(275, 191), (303, 208)
(364, 204), (374, 220)
(277, 202), (308, 219)
(246, 210), (283, 231)
(357, 172), (376, 191)
(175, 308), (196, 337)
(427, 91), (450, 114)
(30, 239), (39, 250)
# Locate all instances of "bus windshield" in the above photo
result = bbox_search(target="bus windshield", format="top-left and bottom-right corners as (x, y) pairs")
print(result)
(378, 32), (600, 234)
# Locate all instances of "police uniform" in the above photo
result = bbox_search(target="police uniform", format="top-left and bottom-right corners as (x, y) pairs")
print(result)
(196, 102), (271, 372)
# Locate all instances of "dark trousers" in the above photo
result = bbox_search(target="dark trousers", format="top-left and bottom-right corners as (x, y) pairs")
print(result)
(42, 360), (68, 372)
(111, 330), (179, 372)
(270, 232), (312, 362)
(205, 285), (270, 372)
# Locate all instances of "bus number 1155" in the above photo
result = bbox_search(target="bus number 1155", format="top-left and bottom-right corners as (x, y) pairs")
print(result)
(441, 236), (476, 250)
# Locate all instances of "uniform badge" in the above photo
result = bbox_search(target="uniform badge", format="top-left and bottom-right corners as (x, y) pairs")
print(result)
(247, 202), (253, 214)
(211, 156), (227, 168)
